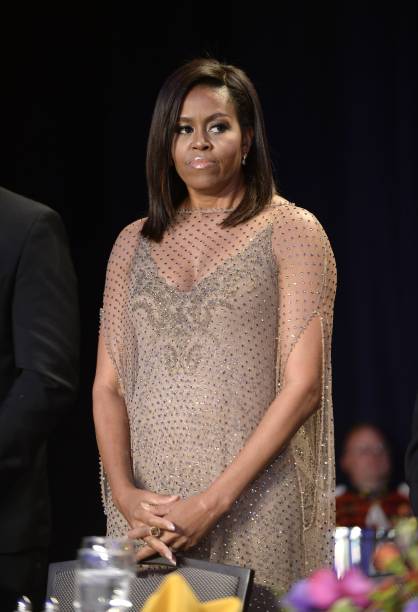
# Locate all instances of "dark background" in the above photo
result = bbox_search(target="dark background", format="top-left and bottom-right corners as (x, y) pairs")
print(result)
(1, 2), (417, 562)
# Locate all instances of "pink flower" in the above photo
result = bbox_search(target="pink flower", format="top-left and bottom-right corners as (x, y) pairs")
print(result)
(340, 567), (374, 607)
(308, 568), (341, 609)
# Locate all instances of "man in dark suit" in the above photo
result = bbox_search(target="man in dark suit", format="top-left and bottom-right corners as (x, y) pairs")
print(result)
(406, 393), (418, 516)
(0, 186), (79, 611)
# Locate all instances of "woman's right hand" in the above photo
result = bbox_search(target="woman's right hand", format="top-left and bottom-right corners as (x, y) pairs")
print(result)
(115, 486), (180, 563)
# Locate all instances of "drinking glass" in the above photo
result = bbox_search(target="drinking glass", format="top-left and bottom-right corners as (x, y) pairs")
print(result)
(74, 536), (136, 611)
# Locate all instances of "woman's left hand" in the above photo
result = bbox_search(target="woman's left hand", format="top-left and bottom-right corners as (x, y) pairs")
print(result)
(129, 491), (225, 561)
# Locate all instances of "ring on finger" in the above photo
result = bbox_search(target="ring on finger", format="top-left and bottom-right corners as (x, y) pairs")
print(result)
(149, 525), (161, 538)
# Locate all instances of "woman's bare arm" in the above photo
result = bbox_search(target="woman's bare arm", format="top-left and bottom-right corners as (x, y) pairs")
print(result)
(93, 332), (136, 504)
(93, 331), (179, 562)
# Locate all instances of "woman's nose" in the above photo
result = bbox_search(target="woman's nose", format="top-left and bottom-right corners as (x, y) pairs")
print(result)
(191, 129), (210, 149)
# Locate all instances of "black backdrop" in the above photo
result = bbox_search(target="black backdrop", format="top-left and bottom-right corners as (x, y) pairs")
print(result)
(1, 2), (417, 563)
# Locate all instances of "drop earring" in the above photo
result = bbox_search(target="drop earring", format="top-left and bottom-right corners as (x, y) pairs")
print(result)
(242, 152), (247, 166)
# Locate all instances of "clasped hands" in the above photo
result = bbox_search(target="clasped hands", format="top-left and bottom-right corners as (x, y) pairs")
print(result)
(117, 487), (224, 564)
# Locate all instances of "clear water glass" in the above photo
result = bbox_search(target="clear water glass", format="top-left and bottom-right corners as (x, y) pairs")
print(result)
(74, 536), (136, 611)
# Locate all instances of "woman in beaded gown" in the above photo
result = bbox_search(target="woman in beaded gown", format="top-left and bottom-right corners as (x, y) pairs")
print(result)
(93, 58), (337, 609)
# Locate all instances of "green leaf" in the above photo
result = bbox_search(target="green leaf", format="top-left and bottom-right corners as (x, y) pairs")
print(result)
(407, 547), (418, 570)
(328, 597), (359, 612)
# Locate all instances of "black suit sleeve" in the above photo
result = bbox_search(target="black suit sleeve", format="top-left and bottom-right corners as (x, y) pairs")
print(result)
(0, 208), (80, 484)
(405, 392), (418, 515)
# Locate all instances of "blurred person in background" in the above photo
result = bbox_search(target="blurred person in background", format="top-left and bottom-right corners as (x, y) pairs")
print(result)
(336, 423), (411, 529)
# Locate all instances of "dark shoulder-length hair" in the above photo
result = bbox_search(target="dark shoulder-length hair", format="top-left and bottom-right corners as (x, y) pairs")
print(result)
(141, 57), (277, 241)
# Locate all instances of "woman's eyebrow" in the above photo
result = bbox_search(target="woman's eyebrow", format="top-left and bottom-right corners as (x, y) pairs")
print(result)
(178, 112), (231, 122)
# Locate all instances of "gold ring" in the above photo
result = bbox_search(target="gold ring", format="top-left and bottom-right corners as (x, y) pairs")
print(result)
(149, 526), (161, 538)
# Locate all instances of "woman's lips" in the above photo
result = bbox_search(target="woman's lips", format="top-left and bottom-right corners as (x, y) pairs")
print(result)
(188, 158), (216, 169)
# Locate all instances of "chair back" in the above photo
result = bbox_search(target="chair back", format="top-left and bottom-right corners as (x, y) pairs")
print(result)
(47, 555), (254, 611)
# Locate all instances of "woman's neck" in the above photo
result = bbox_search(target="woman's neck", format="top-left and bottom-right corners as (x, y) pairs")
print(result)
(184, 184), (246, 211)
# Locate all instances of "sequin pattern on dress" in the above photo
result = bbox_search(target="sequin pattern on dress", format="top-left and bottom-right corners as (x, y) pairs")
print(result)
(99, 196), (337, 610)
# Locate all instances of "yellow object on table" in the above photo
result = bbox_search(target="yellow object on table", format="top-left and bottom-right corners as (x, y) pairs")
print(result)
(141, 573), (242, 612)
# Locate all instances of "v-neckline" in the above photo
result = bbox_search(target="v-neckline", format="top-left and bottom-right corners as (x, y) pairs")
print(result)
(141, 223), (273, 295)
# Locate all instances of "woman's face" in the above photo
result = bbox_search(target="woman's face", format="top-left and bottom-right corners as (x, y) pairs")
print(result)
(171, 85), (252, 197)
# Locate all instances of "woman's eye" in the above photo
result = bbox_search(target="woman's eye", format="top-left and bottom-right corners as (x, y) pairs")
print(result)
(210, 123), (228, 133)
(175, 125), (193, 134)
(175, 123), (229, 135)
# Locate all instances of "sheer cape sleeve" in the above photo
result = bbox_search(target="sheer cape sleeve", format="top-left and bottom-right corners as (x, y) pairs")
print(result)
(271, 203), (337, 573)
(98, 218), (145, 512)
(99, 219), (145, 400)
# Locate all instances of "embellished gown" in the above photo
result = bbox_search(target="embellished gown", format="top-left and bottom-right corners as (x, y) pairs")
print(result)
(99, 196), (337, 609)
